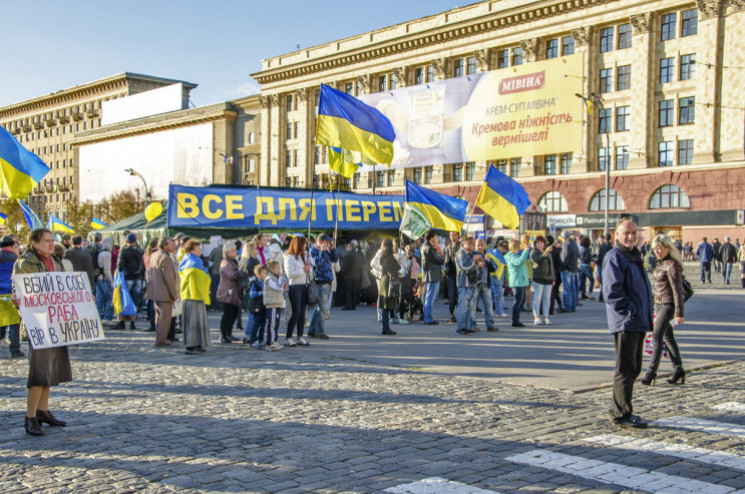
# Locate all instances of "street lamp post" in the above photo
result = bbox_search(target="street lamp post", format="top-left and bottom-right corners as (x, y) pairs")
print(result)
(124, 168), (151, 204)
(575, 93), (611, 236)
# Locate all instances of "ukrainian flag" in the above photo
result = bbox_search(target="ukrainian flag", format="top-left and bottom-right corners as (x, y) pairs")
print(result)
(48, 213), (74, 234)
(112, 270), (137, 316)
(328, 147), (363, 178)
(18, 199), (43, 230)
(316, 84), (395, 165)
(90, 217), (107, 230)
(179, 253), (211, 304)
(475, 165), (531, 230)
(405, 180), (468, 233)
(0, 212), (6, 225)
(0, 127), (51, 199)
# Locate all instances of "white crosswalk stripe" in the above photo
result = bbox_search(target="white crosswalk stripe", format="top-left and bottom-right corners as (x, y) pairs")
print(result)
(584, 434), (745, 470)
(653, 416), (745, 437)
(506, 450), (741, 494)
(713, 402), (745, 412)
(384, 477), (500, 494)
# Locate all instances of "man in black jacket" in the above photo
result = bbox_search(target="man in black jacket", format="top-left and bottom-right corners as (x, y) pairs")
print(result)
(65, 235), (95, 291)
(114, 233), (145, 330)
(597, 233), (613, 302)
(443, 231), (461, 323)
(559, 231), (580, 312)
(341, 240), (363, 310)
(720, 236), (738, 285)
(421, 230), (445, 325)
(712, 237), (722, 273)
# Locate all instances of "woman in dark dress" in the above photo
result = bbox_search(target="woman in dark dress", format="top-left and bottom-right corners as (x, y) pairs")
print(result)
(377, 239), (400, 336)
(13, 228), (71, 436)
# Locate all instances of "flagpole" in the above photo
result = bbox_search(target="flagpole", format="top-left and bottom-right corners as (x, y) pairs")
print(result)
(462, 185), (480, 238)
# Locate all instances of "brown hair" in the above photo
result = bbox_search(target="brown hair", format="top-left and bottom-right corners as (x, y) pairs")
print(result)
(287, 236), (307, 259)
(254, 264), (268, 276)
(533, 236), (547, 249)
(267, 260), (280, 272)
(184, 238), (201, 253)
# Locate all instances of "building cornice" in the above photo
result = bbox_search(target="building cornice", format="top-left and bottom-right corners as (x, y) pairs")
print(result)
(252, 0), (618, 85)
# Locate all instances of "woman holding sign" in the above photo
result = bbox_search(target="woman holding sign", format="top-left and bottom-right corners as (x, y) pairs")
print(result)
(13, 228), (71, 436)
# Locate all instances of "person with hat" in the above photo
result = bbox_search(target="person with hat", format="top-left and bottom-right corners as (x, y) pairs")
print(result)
(114, 233), (145, 330)
(0, 235), (23, 358)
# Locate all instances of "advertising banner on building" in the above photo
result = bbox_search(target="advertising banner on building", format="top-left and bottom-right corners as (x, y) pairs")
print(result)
(168, 185), (405, 231)
(14, 272), (103, 349)
(359, 55), (583, 170)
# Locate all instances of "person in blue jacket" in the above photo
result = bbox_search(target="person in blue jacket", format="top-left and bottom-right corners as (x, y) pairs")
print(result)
(695, 237), (715, 284)
(602, 215), (653, 429)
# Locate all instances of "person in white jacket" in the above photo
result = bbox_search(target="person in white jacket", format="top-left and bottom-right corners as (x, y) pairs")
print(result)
(283, 236), (311, 347)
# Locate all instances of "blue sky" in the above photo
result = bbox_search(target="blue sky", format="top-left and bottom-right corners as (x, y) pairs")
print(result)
(0, 0), (464, 108)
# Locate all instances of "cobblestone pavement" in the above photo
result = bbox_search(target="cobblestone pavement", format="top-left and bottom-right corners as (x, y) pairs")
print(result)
(1, 286), (745, 493)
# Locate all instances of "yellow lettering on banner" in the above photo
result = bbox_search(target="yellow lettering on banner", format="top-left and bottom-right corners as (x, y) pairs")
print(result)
(392, 202), (403, 222)
(298, 198), (317, 222)
(203, 195), (223, 219)
(361, 201), (377, 222)
(255, 197), (279, 225)
(278, 198), (297, 221)
(325, 199), (343, 222)
(379, 202), (392, 222)
(345, 200), (361, 222)
(225, 195), (244, 220)
(177, 193), (199, 218)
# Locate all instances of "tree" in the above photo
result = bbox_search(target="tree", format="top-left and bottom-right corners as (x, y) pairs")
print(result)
(0, 197), (34, 240)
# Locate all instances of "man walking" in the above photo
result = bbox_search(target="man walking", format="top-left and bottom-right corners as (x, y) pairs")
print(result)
(559, 231), (580, 312)
(308, 233), (338, 340)
(146, 238), (180, 346)
(114, 233), (145, 329)
(65, 235), (95, 290)
(720, 236), (738, 285)
(421, 230), (444, 325)
(712, 237), (722, 273)
(602, 216), (653, 429)
(443, 231), (461, 323)
(695, 237), (714, 283)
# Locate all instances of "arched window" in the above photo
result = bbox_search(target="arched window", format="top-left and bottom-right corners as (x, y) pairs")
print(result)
(649, 184), (690, 209)
(589, 188), (625, 212)
(538, 191), (568, 213)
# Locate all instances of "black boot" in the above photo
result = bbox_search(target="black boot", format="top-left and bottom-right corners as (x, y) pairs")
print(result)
(24, 416), (44, 436)
(667, 368), (686, 385)
(640, 371), (657, 386)
(741, 278), (745, 288)
(36, 410), (66, 427)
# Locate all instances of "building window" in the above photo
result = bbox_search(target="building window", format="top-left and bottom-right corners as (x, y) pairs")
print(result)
(453, 58), (465, 78)
(286, 94), (294, 111)
(660, 57), (675, 84)
(293, 149), (299, 167)
(387, 170), (395, 187)
(453, 163), (463, 182)
(376, 171), (385, 188)
(589, 188), (625, 211)
(510, 158), (521, 178)
(544, 155), (557, 175)
(615, 146), (629, 170)
(425, 167), (432, 184)
(427, 65), (436, 82)
(649, 184), (690, 209)
(599, 108), (611, 133)
(661, 13), (677, 41)
(285, 177), (292, 187)
(598, 147), (611, 171)
(465, 162), (475, 180)
(412, 167), (422, 184)
(497, 49), (509, 68)
(538, 191), (568, 213)
(496, 159), (508, 175)
(512, 47), (523, 66)
(616, 106), (630, 132)
(560, 153), (572, 174)
(659, 100), (674, 127)
(546, 39), (559, 59)
(679, 96), (695, 124)
(345, 83), (354, 95)
(680, 54), (696, 80)
(378, 75), (387, 92)
(682, 9), (698, 37)
(618, 23), (632, 49)
(414, 67), (424, 85)
(678, 139), (694, 165)
(562, 36), (575, 55)
(658, 141), (674, 166)
(599, 68), (613, 93)
(286, 122), (293, 139)
(600, 27), (614, 53)
(353, 174), (359, 189)
(285, 149), (293, 167)
(390, 73), (398, 90)
(467, 56), (477, 75)
(617, 65), (631, 90)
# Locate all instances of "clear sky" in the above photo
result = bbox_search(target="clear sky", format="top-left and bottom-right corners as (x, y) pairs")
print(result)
(0, 0), (466, 108)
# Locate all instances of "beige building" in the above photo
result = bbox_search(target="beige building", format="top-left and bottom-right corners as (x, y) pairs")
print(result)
(252, 0), (745, 242)
(0, 73), (197, 218)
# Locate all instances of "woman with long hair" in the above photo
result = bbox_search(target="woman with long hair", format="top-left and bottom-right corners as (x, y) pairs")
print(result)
(641, 234), (686, 385)
(530, 236), (554, 325)
(283, 236), (311, 347)
(378, 239), (400, 335)
(14, 229), (71, 436)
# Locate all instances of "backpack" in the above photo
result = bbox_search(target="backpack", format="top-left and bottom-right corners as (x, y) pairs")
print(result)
(247, 279), (266, 314)
(89, 244), (104, 278)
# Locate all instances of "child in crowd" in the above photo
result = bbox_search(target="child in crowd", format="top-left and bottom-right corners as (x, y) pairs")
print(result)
(244, 265), (268, 349)
(263, 260), (287, 351)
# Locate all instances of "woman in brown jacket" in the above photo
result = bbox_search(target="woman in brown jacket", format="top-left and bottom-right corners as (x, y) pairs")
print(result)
(217, 242), (242, 343)
(641, 234), (686, 386)
(13, 229), (70, 436)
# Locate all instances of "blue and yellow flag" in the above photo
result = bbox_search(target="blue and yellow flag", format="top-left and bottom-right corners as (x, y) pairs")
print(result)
(18, 199), (43, 230)
(475, 166), (531, 230)
(316, 84), (395, 166)
(90, 217), (107, 230)
(48, 213), (74, 234)
(405, 180), (468, 233)
(0, 127), (51, 199)
(112, 270), (137, 316)
(328, 147), (364, 178)
(179, 253), (211, 304)
(0, 212), (6, 225)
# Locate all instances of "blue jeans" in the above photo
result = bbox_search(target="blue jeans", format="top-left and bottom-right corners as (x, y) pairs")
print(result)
(700, 262), (711, 282)
(491, 281), (504, 316)
(560, 270), (577, 311)
(309, 283), (332, 336)
(210, 273), (221, 309)
(476, 285), (495, 328)
(532, 282), (552, 318)
(579, 263), (594, 298)
(422, 281), (439, 323)
(512, 286), (526, 324)
(723, 262), (733, 284)
(247, 310), (267, 344)
(125, 278), (142, 314)
(456, 286), (478, 330)
(0, 323), (20, 355)
(95, 278), (114, 320)
(381, 306), (391, 332)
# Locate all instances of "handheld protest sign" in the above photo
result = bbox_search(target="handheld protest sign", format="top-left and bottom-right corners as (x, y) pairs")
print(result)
(14, 271), (104, 349)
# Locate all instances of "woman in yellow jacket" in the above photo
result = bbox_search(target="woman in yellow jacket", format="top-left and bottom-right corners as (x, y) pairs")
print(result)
(179, 239), (211, 355)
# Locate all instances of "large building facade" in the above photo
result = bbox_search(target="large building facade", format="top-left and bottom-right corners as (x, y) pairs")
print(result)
(252, 0), (745, 242)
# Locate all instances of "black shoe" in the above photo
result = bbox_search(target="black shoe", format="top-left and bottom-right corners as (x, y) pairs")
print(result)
(382, 329), (397, 335)
(456, 328), (474, 335)
(169, 337), (181, 342)
(424, 321), (439, 325)
(175, 329), (183, 334)
(447, 317), (457, 323)
(24, 416), (44, 436)
(112, 321), (126, 330)
(511, 322), (525, 327)
(36, 410), (66, 427)
(640, 371), (657, 386)
(557, 308), (570, 313)
(242, 338), (250, 345)
(185, 349), (199, 355)
(230, 336), (240, 342)
(11, 351), (25, 358)
(612, 414), (648, 429)
(318, 333), (330, 340)
(667, 369), (686, 385)
(220, 338), (232, 344)
(129, 321), (136, 330)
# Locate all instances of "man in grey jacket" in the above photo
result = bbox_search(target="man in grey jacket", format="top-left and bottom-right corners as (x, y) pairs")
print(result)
(421, 230), (444, 325)
(559, 231), (580, 313)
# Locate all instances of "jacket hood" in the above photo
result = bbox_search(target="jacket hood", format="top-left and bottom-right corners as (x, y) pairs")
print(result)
(102, 238), (114, 251)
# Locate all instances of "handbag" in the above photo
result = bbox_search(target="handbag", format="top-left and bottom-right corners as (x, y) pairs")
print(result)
(387, 276), (401, 299)
(681, 275), (694, 302)
(306, 280), (320, 305)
